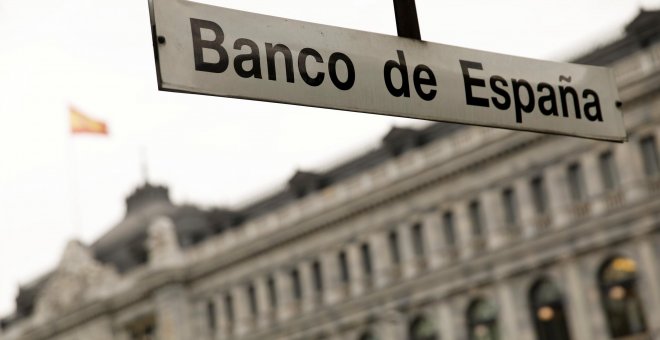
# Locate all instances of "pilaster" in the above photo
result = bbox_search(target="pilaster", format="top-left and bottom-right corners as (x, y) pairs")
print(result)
(546, 164), (571, 228)
(582, 153), (604, 215)
(483, 189), (506, 249)
(377, 310), (407, 340)
(455, 203), (474, 259)
(255, 275), (273, 329)
(421, 211), (443, 269)
(618, 136), (648, 202)
(563, 259), (594, 340)
(514, 177), (536, 238)
(300, 260), (316, 313)
(396, 221), (416, 278)
(637, 239), (660, 333)
(347, 242), (366, 296)
(154, 283), (192, 340)
(275, 269), (294, 322)
(232, 285), (250, 337)
(496, 280), (520, 340)
(321, 249), (342, 304)
(436, 301), (456, 340)
(370, 230), (392, 288)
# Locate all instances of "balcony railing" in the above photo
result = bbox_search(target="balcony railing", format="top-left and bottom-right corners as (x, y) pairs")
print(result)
(569, 201), (591, 219)
(605, 189), (625, 209)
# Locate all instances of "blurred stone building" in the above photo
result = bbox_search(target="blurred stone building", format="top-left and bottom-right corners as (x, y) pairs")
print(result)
(3, 9), (660, 340)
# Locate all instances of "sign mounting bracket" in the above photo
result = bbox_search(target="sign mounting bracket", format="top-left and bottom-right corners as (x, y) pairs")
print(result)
(393, 0), (421, 40)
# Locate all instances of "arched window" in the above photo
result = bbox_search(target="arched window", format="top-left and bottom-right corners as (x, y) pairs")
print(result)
(529, 279), (571, 340)
(599, 256), (647, 338)
(358, 330), (377, 340)
(409, 315), (437, 340)
(467, 299), (498, 340)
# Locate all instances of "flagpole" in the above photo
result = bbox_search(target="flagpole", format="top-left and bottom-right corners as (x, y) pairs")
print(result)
(67, 107), (82, 240)
(141, 146), (150, 184)
(67, 104), (109, 240)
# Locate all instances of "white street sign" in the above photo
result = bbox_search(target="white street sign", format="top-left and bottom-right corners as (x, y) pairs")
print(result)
(149, 0), (626, 142)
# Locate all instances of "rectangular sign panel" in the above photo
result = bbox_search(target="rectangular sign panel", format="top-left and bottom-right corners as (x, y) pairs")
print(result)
(149, 0), (626, 141)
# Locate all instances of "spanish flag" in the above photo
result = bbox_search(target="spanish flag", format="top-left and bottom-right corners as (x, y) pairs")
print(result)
(70, 106), (108, 135)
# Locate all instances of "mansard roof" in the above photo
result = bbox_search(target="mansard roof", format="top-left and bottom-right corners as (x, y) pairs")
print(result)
(288, 170), (329, 197)
(92, 184), (213, 273)
(573, 9), (660, 66)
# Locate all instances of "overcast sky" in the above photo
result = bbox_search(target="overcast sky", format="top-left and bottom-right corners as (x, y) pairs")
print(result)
(1, 0), (659, 316)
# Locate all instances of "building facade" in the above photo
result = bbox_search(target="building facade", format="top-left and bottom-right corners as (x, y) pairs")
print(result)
(3, 9), (660, 340)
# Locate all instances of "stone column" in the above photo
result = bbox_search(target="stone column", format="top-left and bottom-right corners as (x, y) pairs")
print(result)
(398, 221), (417, 278)
(348, 242), (365, 296)
(370, 230), (392, 288)
(469, 192), (491, 255)
(617, 136), (648, 202)
(436, 301), (456, 340)
(563, 259), (598, 340)
(514, 177), (536, 238)
(276, 269), (294, 322)
(496, 280), (520, 340)
(321, 249), (341, 304)
(377, 310), (407, 340)
(190, 300), (211, 340)
(587, 260), (611, 339)
(582, 153), (604, 215)
(214, 293), (229, 340)
(422, 210), (444, 269)
(232, 285), (251, 337)
(154, 283), (192, 340)
(254, 276), (272, 329)
(545, 165), (571, 229)
(636, 239), (660, 333)
(455, 203), (474, 259)
(583, 153), (601, 197)
(483, 189), (505, 249)
(510, 281), (534, 340)
(300, 260), (316, 313)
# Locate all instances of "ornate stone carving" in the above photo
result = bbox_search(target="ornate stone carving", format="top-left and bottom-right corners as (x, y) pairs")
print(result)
(34, 240), (118, 323)
(147, 216), (182, 267)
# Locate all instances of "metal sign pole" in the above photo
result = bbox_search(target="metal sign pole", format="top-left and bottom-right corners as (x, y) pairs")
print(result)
(393, 0), (421, 40)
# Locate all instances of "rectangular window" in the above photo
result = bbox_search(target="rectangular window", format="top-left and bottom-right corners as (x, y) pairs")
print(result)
(388, 231), (401, 264)
(224, 293), (234, 325)
(290, 269), (302, 301)
(599, 150), (619, 190)
(502, 187), (518, 225)
(567, 162), (587, 202)
(360, 242), (373, 276)
(338, 251), (350, 283)
(207, 300), (216, 331)
(267, 276), (278, 308)
(411, 223), (425, 257)
(468, 200), (484, 236)
(640, 135), (660, 176)
(530, 176), (548, 214)
(247, 284), (258, 317)
(442, 211), (456, 246)
(312, 260), (323, 293)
